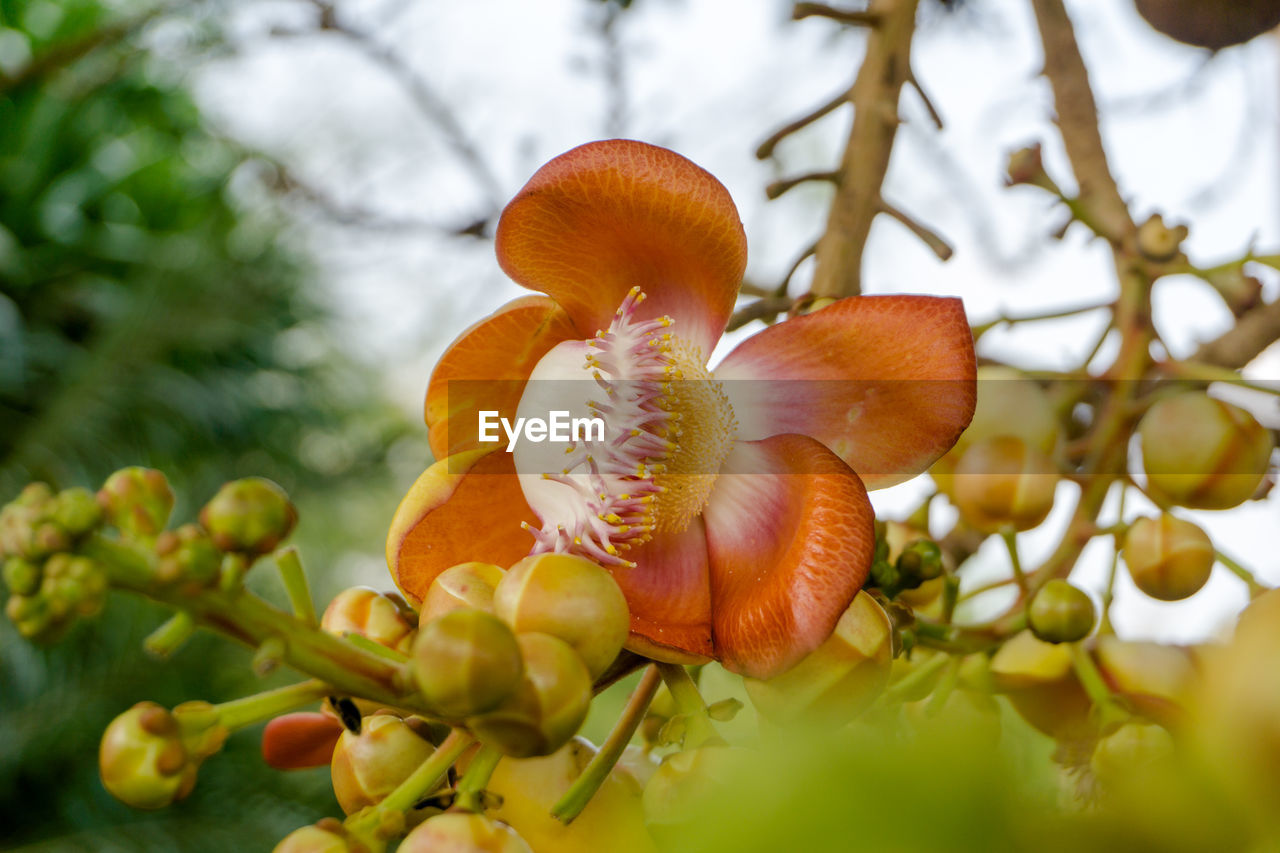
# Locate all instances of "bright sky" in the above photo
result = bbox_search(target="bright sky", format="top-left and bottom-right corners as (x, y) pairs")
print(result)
(187, 0), (1280, 641)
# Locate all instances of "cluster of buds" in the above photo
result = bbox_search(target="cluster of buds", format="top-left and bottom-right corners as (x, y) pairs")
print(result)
(411, 552), (629, 758)
(1, 483), (107, 640)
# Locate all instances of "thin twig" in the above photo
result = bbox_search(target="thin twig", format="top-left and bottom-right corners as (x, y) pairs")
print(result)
(727, 296), (796, 331)
(766, 170), (840, 199)
(757, 87), (852, 160)
(792, 3), (881, 26)
(878, 198), (953, 260)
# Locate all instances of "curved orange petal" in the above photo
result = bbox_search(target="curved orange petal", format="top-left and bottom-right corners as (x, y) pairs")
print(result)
(387, 449), (537, 605)
(426, 296), (579, 459)
(261, 712), (343, 770)
(495, 139), (747, 357)
(703, 434), (875, 679)
(714, 295), (976, 489)
(613, 520), (714, 665)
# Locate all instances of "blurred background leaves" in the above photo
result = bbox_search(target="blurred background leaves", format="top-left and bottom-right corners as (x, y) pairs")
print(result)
(1, 1), (416, 848)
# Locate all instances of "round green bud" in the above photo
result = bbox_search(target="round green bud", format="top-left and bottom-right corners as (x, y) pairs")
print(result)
(495, 553), (629, 679)
(467, 632), (592, 758)
(330, 713), (438, 815)
(399, 812), (533, 853)
(951, 435), (1058, 533)
(1027, 579), (1096, 644)
(99, 701), (198, 809)
(1139, 393), (1273, 510)
(322, 587), (417, 653)
(53, 487), (103, 537)
(422, 562), (506, 622)
(98, 468), (174, 539)
(412, 608), (523, 720)
(199, 477), (297, 555)
(3, 556), (41, 596)
(1122, 514), (1215, 601)
(273, 819), (361, 853)
(5, 592), (54, 640)
(743, 590), (893, 726)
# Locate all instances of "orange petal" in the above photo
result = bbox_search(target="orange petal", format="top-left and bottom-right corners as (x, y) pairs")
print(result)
(426, 296), (579, 459)
(715, 295), (976, 489)
(495, 139), (747, 356)
(261, 712), (343, 770)
(387, 449), (537, 604)
(703, 434), (875, 679)
(613, 520), (714, 664)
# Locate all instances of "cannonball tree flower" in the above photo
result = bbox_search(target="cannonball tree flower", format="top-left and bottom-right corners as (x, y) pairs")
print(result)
(387, 140), (976, 679)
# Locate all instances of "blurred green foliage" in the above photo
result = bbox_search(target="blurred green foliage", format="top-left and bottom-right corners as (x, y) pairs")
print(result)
(0, 2), (415, 848)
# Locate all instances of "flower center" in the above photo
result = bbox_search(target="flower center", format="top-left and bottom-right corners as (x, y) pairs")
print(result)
(515, 287), (737, 566)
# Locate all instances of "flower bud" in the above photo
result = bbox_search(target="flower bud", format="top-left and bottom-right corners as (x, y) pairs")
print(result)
(0, 483), (65, 561)
(274, 819), (365, 853)
(1090, 722), (1174, 787)
(990, 630), (1094, 741)
(1135, 213), (1187, 263)
(99, 702), (199, 809)
(481, 736), (656, 853)
(421, 562), (506, 622)
(98, 467), (174, 539)
(399, 812), (533, 853)
(330, 713), (438, 814)
(262, 712), (345, 770)
(412, 609), (523, 720)
(467, 632), (591, 758)
(951, 435), (1058, 532)
(643, 746), (750, 844)
(1122, 514), (1215, 601)
(743, 590), (893, 726)
(1027, 579), (1095, 643)
(154, 524), (222, 586)
(1138, 393), (1273, 510)
(41, 553), (108, 619)
(932, 366), (1059, 496)
(322, 587), (416, 653)
(494, 553), (629, 679)
(3, 556), (41, 596)
(199, 477), (297, 554)
(1093, 637), (1194, 727)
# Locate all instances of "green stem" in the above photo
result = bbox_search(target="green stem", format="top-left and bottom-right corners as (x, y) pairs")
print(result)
(1069, 643), (1126, 728)
(219, 552), (249, 592)
(1098, 488), (1127, 635)
(971, 300), (1113, 340)
(215, 679), (332, 731)
(453, 744), (503, 813)
(85, 534), (422, 711)
(655, 662), (719, 749)
(552, 665), (661, 824)
(274, 547), (318, 627)
(1001, 527), (1029, 595)
(143, 611), (195, 659)
(883, 652), (950, 703)
(1215, 549), (1269, 598)
(346, 729), (474, 837)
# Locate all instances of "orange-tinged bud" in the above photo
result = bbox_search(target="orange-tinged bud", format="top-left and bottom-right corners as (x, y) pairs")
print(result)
(422, 562), (506, 622)
(743, 590), (893, 726)
(154, 524), (222, 586)
(199, 477), (297, 554)
(482, 736), (657, 853)
(495, 553), (630, 678)
(412, 609), (523, 720)
(262, 712), (345, 770)
(399, 812), (532, 853)
(467, 632), (592, 758)
(1122, 514), (1215, 601)
(99, 702), (198, 809)
(1138, 393), (1273, 510)
(951, 436), (1057, 532)
(322, 587), (416, 653)
(330, 713), (438, 814)
(1027, 580), (1095, 644)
